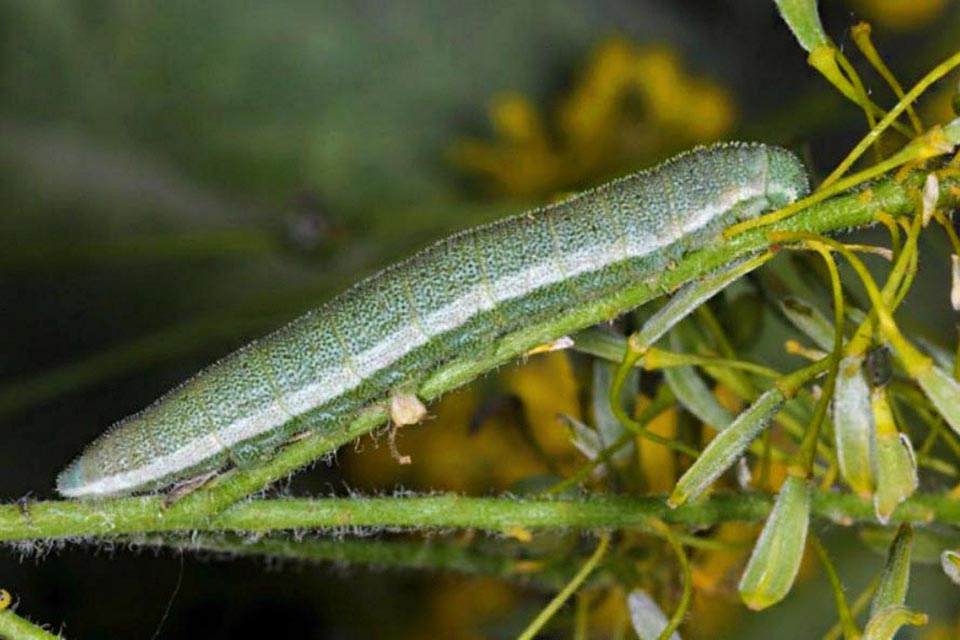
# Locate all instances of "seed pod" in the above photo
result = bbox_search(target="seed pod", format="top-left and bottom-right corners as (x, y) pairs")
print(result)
(832, 356), (877, 500)
(872, 390), (917, 524)
(863, 606), (927, 640)
(668, 388), (784, 508)
(916, 364), (960, 438)
(627, 590), (682, 640)
(738, 474), (812, 610)
(870, 524), (913, 616)
(942, 549), (960, 586)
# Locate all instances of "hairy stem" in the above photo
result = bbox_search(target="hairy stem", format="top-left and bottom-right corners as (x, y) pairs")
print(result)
(2, 492), (959, 543)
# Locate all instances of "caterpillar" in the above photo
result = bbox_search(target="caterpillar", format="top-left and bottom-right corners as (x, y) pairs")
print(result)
(57, 142), (809, 498)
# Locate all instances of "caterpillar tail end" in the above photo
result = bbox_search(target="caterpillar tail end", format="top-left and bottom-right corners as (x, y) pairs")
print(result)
(56, 460), (87, 498)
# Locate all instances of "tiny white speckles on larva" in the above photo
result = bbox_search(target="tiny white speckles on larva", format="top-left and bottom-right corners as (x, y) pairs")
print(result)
(57, 143), (809, 498)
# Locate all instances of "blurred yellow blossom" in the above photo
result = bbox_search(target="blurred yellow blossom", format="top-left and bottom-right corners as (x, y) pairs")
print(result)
(688, 523), (757, 638)
(849, 0), (948, 31)
(343, 352), (581, 492)
(410, 576), (519, 640)
(922, 84), (959, 127)
(451, 37), (736, 198)
(920, 619), (960, 639)
(638, 400), (679, 494)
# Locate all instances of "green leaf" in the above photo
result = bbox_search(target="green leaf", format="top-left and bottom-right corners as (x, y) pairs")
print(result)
(738, 475), (812, 610)
(668, 388), (785, 507)
(778, 296), (835, 351)
(627, 590), (682, 640)
(774, 0), (829, 52)
(915, 364), (960, 439)
(664, 331), (734, 431)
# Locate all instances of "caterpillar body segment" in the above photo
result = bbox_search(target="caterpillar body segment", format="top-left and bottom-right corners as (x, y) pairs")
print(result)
(57, 143), (809, 498)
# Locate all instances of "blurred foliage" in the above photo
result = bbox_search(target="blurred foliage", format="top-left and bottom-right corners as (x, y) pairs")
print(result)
(2, 0), (960, 638)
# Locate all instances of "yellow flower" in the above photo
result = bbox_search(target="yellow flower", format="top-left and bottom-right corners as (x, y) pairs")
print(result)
(410, 576), (518, 640)
(637, 401), (679, 494)
(848, 0), (948, 31)
(451, 37), (735, 198)
(342, 352), (581, 492)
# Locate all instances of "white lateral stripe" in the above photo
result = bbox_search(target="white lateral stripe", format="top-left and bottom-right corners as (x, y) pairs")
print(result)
(66, 188), (759, 496)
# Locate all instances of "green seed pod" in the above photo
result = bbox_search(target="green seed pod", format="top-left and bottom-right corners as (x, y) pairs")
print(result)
(832, 356), (877, 500)
(863, 606), (927, 640)
(627, 590), (681, 640)
(872, 390), (917, 524)
(668, 388), (784, 508)
(774, 0), (829, 52)
(942, 549), (960, 586)
(870, 524), (913, 616)
(738, 474), (812, 611)
(778, 297), (835, 351)
(915, 364), (960, 439)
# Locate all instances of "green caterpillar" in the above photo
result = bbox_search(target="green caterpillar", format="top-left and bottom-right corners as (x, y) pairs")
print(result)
(57, 142), (809, 498)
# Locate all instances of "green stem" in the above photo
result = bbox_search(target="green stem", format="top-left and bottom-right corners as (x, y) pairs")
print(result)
(3, 492), (960, 543)
(0, 608), (62, 640)
(811, 534), (860, 640)
(517, 533), (610, 640)
(132, 534), (586, 591)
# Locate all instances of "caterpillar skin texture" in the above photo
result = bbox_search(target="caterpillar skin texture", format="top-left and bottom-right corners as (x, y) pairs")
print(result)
(57, 143), (809, 498)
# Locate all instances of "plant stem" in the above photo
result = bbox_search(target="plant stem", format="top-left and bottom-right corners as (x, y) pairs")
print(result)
(0, 608), (62, 640)
(2, 492), (960, 543)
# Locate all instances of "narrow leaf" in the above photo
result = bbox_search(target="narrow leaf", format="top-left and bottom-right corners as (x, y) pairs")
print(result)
(668, 388), (785, 508)
(559, 414), (603, 461)
(636, 255), (770, 347)
(779, 296), (836, 351)
(774, 0), (828, 52)
(664, 332), (734, 431)
(627, 590), (682, 640)
(916, 364), (960, 438)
